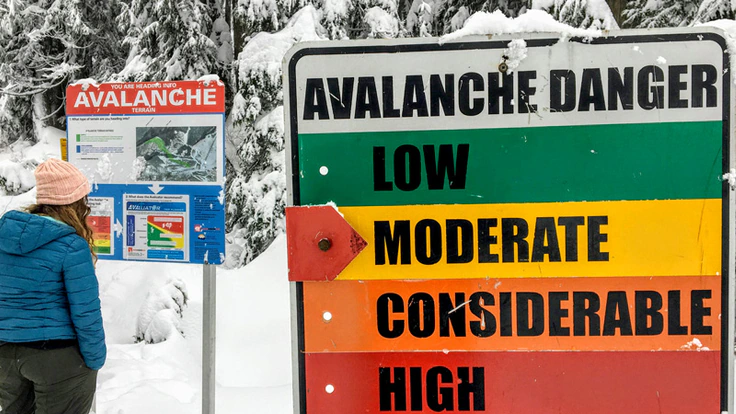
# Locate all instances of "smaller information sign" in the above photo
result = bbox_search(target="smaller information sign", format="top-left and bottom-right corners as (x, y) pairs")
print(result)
(66, 80), (226, 264)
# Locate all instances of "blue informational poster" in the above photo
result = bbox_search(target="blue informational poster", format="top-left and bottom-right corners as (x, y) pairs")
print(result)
(66, 80), (226, 264)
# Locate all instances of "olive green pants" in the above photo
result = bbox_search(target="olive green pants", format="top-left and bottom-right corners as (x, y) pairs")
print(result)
(0, 343), (97, 414)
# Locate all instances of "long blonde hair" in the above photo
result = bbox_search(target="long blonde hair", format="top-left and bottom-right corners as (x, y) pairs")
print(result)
(27, 197), (97, 263)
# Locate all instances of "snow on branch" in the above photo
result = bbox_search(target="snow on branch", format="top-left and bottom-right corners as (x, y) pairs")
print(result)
(439, 9), (601, 43)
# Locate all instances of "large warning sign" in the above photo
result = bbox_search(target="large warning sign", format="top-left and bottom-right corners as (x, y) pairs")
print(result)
(66, 80), (226, 264)
(285, 29), (734, 413)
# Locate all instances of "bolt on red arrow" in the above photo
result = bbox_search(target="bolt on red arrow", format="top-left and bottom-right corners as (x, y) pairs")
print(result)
(286, 205), (367, 281)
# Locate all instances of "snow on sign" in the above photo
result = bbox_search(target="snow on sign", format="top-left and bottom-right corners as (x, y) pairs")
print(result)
(284, 29), (735, 414)
(66, 80), (226, 264)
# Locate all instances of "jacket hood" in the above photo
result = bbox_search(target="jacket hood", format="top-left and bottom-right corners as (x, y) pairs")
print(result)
(0, 210), (76, 254)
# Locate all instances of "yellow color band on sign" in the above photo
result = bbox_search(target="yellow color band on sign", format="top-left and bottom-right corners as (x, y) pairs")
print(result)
(335, 199), (721, 280)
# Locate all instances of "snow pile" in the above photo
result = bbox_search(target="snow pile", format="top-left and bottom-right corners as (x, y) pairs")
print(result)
(0, 159), (35, 195)
(97, 334), (199, 414)
(723, 168), (736, 189)
(440, 9), (601, 43)
(88, 236), (293, 413)
(502, 39), (528, 73)
(197, 74), (222, 85)
(135, 278), (189, 344)
(95, 154), (114, 184)
(532, 0), (618, 30)
(71, 78), (101, 90)
(0, 187), (35, 215)
(681, 338), (710, 351)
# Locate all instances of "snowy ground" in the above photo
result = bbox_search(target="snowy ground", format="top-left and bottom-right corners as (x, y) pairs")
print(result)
(94, 236), (293, 414)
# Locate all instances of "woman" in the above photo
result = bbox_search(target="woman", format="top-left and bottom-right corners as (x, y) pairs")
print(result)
(0, 158), (106, 414)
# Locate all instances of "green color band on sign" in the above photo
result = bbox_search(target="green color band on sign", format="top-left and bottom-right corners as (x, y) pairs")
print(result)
(298, 121), (723, 206)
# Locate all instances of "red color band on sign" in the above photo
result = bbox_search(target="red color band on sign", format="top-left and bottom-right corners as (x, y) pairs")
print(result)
(304, 351), (720, 413)
(66, 80), (225, 115)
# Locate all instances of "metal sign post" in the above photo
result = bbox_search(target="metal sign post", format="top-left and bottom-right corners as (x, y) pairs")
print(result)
(284, 28), (734, 414)
(203, 263), (217, 414)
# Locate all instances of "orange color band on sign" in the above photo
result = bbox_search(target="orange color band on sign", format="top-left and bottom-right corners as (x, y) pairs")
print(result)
(303, 276), (721, 352)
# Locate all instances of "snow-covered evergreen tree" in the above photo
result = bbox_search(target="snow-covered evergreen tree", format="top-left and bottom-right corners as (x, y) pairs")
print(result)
(0, 0), (92, 140)
(234, 0), (312, 50)
(226, 6), (326, 265)
(210, 0), (237, 108)
(622, 0), (698, 28)
(77, 1), (127, 82)
(116, 0), (218, 81)
(320, 0), (403, 39)
(0, 0), (126, 144)
(536, 0), (619, 29)
(693, 0), (735, 23)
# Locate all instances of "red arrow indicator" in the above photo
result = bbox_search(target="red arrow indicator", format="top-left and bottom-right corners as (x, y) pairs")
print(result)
(286, 205), (367, 281)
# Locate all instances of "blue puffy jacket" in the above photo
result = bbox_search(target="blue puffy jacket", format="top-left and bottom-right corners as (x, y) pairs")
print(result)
(0, 210), (106, 370)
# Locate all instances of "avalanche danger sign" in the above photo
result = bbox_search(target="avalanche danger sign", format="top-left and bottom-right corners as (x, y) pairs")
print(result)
(284, 29), (736, 414)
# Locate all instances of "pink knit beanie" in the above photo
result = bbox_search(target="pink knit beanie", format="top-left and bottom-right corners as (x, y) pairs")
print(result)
(35, 158), (91, 205)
